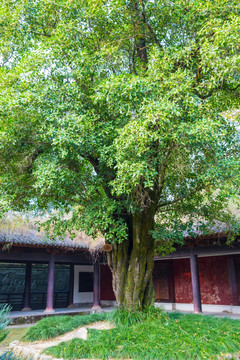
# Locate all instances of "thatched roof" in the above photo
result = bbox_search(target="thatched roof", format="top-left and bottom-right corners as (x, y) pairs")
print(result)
(1, 203), (239, 252)
(183, 221), (239, 241)
(0, 213), (105, 251)
(171, 200), (240, 241)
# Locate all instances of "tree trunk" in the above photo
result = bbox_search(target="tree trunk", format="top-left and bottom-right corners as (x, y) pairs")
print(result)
(107, 208), (155, 310)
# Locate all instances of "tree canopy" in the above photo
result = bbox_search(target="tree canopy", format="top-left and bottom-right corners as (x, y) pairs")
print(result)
(0, 0), (240, 308)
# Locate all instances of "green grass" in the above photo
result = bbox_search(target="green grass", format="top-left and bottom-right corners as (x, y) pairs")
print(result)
(0, 328), (27, 360)
(0, 351), (28, 360)
(1, 328), (26, 347)
(0, 304), (12, 343)
(109, 305), (165, 327)
(44, 311), (240, 360)
(23, 313), (107, 341)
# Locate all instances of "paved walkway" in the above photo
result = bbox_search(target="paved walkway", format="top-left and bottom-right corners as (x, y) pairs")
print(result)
(7, 305), (240, 327)
(7, 305), (115, 327)
(205, 312), (240, 320)
(166, 310), (240, 320)
(9, 306), (92, 318)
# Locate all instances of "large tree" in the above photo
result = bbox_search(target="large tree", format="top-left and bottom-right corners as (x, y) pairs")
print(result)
(0, 0), (240, 309)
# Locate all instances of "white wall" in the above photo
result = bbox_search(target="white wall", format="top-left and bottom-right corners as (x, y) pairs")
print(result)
(155, 302), (240, 314)
(73, 265), (93, 304)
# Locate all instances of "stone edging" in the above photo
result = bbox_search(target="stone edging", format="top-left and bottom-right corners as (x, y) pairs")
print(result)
(9, 340), (57, 360)
(8, 322), (114, 360)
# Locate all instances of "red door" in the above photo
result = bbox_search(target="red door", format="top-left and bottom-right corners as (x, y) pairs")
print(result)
(153, 260), (175, 302)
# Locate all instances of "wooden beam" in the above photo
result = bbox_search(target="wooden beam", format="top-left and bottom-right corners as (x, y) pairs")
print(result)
(155, 244), (240, 260)
(190, 249), (202, 313)
(68, 264), (74, 308)
(92, 259), (101, 311)
(227, 257), (239, 306)
(22, 262), (32, 311)
(44, 253), (55, 314)
(0, 247), (90, 264)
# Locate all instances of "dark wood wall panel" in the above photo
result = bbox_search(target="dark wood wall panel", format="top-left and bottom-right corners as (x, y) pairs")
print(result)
(100, 265), (115, 301)
(173, 256), (231, 305)
(153, 260), (174, 302)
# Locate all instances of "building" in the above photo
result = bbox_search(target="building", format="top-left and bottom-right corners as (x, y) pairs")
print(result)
(1, 217), (240, 314)
(154, 233), (240, 314)
(0, 218), (110, 313)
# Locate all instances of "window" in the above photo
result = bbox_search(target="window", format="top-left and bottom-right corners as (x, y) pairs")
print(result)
(78, 272), (93, 292)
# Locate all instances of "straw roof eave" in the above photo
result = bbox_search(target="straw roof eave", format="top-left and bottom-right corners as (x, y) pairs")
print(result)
(0, 227), (105, 252)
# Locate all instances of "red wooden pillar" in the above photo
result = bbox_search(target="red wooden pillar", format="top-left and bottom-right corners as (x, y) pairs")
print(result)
(44, 253), (55, 314)
(91, 260), (101, 311)
(190, 249), (202, 313)
(22, 262), (32, 312)
(68, 264), (74, 308)
(227, 257), (239, 306)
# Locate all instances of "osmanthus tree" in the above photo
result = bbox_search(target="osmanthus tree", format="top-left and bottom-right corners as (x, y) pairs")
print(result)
(0, 0), (240, 309)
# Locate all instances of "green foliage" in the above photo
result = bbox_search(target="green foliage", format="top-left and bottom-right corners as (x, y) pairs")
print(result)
(109, 305), (165, 327)
(23, 313), (107, 341)
(45, 312), (240, 360)
(0, 305), (11, 343)
(0, 1), (240, 249)
(0, 352), (26, 360)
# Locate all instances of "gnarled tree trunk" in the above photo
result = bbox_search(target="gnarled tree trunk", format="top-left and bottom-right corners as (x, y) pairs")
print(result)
(107, 208), (155, 310)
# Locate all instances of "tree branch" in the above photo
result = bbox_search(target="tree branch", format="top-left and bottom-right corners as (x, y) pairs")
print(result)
(84, 154), (118, 200)
(138, 0), (163, 50)
(158, 145), (174, 195)
(223, 82), (240, 92)
(130, 0), (148, 66)
(194, 82), (240, 100)
(31, 30), (52, 38)
(21, 148), (45, 174)
(193, 88), (215, 99)
(131, 38), (137, 75)
(157, 185), (203, 211)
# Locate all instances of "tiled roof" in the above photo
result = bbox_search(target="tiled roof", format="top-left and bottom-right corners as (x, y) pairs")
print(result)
(183, 222), (237, 240)
(0, 217), (104, 251)
(0, 231), (97, 250)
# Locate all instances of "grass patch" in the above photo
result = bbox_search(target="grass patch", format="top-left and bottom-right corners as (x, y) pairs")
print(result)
(0, 304), (12, 343)
(0, 350), (27, 360)
(44, 311), (240, 360)
(23, 313), (107, 341)
(1, 328), (26, 347)
(109, 305), (165, 327)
